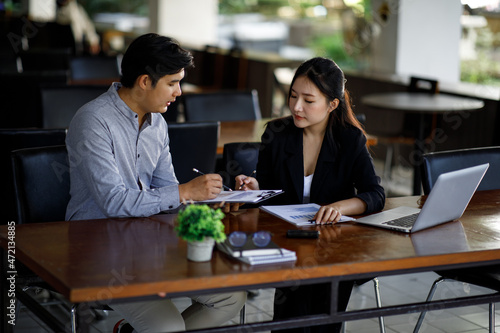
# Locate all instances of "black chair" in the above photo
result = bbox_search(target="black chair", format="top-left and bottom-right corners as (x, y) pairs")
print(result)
(1, 70), (70, 128)
(11, 145), (111, 332)
(221, 142), (261, 189)
(10, 145), (70, 331)
(11, 145), (70, 224)
(356, 113), (366, 127)
(69, 55), (121, 82)
(1, 128), (67, 224)
(415, 146), (500, 333)
(19, 47), (72, 71)
(167, 121), (219, 183)
(421, 146), (500, 195)
(183, 89), (262, 122)
(2, 133), (67, 326)
(40, 83), (108, 128)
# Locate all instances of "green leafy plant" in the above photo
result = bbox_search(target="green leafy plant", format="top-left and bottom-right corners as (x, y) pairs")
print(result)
(309, 32), (359, 70)
(175, 204), (226, 243)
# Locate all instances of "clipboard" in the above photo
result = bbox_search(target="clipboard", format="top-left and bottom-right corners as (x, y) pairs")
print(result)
(196, 190), (284, 204)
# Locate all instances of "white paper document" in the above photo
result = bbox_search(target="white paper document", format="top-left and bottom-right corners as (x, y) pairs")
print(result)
(260, 203), (355, 226)
(196, 190), (284, 204)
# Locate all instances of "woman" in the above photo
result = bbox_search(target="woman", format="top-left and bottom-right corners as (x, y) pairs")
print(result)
(236, 57), (385, 332)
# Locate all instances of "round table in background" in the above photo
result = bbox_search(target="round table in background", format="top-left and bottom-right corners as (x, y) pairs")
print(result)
(361, 92), (485, 195)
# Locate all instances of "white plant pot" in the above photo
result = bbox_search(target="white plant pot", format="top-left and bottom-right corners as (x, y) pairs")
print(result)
(187, 238), (215, 262)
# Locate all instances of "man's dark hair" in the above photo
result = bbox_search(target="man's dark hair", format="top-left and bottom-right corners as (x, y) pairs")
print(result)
(120, 33), (194, 88)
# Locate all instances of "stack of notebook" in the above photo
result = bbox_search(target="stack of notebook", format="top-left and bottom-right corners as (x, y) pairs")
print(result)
(216, 237), (296, 265)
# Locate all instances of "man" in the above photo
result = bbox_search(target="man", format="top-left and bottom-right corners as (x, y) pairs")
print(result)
(66, 33), (245, 332)
(56, 0), (101, 55)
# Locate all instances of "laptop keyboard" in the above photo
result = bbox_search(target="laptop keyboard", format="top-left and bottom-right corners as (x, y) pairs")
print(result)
(383, 213), (419, 228)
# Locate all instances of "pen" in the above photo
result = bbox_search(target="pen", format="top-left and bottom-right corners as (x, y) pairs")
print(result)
(238, 170), (256, 190)
(192, 168), (232, 191)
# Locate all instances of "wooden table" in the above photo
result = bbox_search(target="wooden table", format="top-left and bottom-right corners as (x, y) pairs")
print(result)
(361, 92), (485, 195)
(218, 119), (378, 155)
(3, 191), (500, 332)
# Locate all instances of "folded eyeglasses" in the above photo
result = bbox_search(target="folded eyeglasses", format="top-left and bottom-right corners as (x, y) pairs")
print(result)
(228, 231), (272, 248)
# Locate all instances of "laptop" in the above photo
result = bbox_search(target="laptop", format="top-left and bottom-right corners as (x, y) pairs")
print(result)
(355, 163), (489, 233)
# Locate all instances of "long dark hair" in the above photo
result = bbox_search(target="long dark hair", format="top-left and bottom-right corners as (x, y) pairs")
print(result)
(288, 57), (365, 140)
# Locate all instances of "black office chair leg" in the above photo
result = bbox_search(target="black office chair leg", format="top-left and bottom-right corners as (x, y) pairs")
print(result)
(15, 285), (67, 332)
(383, 145), (394, 181)
(413, 277), (448, 333)
(415, 277), (496, 333)
(373, 278), (386, 333)
(240, 304), (246, 324)
(71, 303), (78, 333)
(342, 279), (385, 333)
(489, 302), (495, 333)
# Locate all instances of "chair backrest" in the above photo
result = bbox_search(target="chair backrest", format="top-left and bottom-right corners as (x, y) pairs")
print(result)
(1, 129), (67, 224)
(409, 76), (439, 94)
(221, 142), (261, 189)
(355, 113), (366, 127)
(19, 47), (72, 71)
(167, 121), (219, 183)
(1, 70), (70, 128)
(69, 55), (121, 82)
(11, 145), (70, 224)
(421, 146), (500, 195)
(183, 89), (262, 122)
(40, 83), (108, 128)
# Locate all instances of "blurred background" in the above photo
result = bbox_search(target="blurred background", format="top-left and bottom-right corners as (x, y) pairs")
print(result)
(3, 0), (500, 85)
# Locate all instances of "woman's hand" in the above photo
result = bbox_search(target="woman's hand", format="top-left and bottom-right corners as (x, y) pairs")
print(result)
(311, 204), (343, 225)
(235, 175), (259, 191)
(311, 198), (367, 225)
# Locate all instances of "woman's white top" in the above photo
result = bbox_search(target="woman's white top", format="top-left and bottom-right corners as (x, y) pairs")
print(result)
(303, 174), (313, 204)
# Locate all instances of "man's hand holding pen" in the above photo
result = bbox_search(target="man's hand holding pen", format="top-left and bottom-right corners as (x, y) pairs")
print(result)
(193, 168), (232, 191)
(178, 173), (224, 202)
(183, 168), (242, 213)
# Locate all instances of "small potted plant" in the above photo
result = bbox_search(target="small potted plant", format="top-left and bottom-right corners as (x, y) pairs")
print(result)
(175, 204), (226, 262)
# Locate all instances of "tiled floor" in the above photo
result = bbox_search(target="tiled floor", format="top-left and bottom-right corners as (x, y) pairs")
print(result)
(14, 160), (500, 332)
(346, 272), (500, 333)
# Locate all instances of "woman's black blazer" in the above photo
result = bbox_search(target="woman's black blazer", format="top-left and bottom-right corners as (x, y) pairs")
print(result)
(256, 116), (385, 214)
